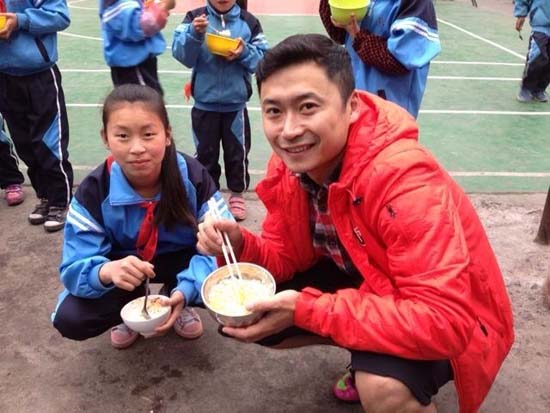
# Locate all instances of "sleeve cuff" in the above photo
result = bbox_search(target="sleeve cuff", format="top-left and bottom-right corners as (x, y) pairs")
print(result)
(293, 287), (323, 329)
(17, 14), (29, 31)
(175, 279), (198, 306)
(89, 261), (115, 292)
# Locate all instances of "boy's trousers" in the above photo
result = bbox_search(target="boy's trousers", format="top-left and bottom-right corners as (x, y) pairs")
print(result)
(191, 107), (251, 194)
(0, 115), (24, 189)
(0, 65), (73, 207)
(522, 31), (550, 93)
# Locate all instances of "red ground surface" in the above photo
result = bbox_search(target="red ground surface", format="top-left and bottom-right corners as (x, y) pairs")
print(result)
(179, 0), (318, 14)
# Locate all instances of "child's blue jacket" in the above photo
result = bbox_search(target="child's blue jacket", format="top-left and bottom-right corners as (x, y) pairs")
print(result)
(514, 0), (550, 35)
(172, 2), (268, 112)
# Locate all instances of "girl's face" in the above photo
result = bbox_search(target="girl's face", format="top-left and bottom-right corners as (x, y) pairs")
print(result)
(209, 0), (237, 13)
(101, 102), (171, 193)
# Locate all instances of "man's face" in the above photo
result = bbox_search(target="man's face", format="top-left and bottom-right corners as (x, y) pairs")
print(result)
(260, 62), (358, 184)
(209, 0), (237, 13)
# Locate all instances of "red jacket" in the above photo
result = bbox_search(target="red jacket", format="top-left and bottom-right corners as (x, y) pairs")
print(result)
(239, 92), (514, 413)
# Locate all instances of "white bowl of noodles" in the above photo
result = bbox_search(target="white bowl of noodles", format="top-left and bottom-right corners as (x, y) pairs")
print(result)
(120, 294), (171, 337)
(201, 263), (276, 327)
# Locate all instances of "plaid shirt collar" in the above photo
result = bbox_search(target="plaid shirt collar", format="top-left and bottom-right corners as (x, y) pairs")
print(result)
(298, 164), (342, 197)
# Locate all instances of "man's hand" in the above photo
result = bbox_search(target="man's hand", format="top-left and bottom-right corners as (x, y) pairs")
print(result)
(192, 14), (208, 34)
(331, 13), (360, 39)
(196, 213), (243, 257)
(0, 13), (18, 40)
(154, 291), (185, 335)
(99, 256), (155, 291)
(515, 16), (526, 32)
(221, 290), (300, 342)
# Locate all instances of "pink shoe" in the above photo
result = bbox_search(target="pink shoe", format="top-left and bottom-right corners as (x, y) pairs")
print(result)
(4, 184), (25, 206)
(111, 323), (139, 349)
(228, 194), (246, 221)
(333, 371), (360, 403)
(173, 307), (203, 339)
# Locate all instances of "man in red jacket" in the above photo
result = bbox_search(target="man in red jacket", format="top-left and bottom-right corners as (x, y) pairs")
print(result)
(197, 34), (514, 413)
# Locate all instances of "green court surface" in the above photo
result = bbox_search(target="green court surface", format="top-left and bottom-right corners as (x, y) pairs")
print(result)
(51, 0), (550, 191)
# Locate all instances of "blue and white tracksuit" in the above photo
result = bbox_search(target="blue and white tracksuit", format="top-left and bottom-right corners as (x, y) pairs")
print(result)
(172, 1), (268, 192)
(52, 153), (233, 340)
(0, 0), (73, 208)
(346, 0), (440, 117)
(514, 0), (550, 93)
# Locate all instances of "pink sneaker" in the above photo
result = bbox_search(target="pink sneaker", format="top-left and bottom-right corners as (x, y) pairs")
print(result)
(111, 323), (139, 349)
(333, 371), (360, 403)
(4, 184), (25, 206)
(173, 307), (203, 339)
(228, 193), (246, 221)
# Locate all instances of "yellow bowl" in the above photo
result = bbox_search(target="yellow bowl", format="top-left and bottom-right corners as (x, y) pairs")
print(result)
(329, 0), (370, 25)
(205, 32), (240, 57)
(0, 16), (7, 30)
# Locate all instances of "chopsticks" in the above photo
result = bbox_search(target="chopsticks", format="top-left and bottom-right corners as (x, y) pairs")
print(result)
(207, 199), (243, 283)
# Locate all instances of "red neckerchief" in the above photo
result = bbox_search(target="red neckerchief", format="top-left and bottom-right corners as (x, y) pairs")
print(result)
(136, 200), (159, 262)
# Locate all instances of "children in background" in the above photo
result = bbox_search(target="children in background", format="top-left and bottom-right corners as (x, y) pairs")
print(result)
(197, 34), (514, 412)
(319, 0), (440, 118)
(172, 0), (268, 221)
(0, 0), (73, 232)
(52, 85), (232, 349)
(514, 0), (550, 103)
(99, 0), (177, 95)
(0, 114), (25, 206)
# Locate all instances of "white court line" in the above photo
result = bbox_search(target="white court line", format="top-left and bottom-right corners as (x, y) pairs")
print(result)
(68, 164), (550, 177)
(59, 32), (102, 41)
(433, 61), (524, 66)
(66, 103), (550, 116)
(61, 69), (192, 74)
(437, 18), (525, 60)
(430, 76), (520, 81)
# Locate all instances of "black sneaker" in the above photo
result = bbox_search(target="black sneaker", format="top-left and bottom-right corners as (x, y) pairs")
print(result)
(28, 199), (49, 225)
(44, 206), (67, 233)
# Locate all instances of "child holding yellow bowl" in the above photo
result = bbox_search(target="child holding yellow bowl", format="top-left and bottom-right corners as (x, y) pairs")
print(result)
(172, 0), (268, 221)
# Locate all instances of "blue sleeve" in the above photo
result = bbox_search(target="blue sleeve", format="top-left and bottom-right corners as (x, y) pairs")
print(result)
(174, 191), (234, 304)
(171, 12), (204, 68)
(237, 20), (269, 74)
(16, 0), (70, 34)
(513, 0), (530, 17)
(387, 0), (441, 70)
(101, 0), (145, 42)
(59, 198), (114, 298)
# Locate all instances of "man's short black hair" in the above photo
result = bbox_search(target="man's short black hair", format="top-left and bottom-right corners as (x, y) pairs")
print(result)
(255, 34), (355, 104)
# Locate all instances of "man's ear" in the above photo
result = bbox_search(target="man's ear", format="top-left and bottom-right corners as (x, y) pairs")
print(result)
(100, 129), (110, 149)
(348, 91), (360, 123)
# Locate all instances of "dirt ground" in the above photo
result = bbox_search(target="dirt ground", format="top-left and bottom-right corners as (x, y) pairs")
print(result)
(1, 190), (550, 413)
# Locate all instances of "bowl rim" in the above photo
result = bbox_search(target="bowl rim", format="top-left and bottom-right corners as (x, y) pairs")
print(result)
(120, 294), (171, 323)
(205, 32), (239, 42)
(201, 262), (276, 317)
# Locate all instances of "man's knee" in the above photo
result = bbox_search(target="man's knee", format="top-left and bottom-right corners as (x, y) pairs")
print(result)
(354, 371), (431, 413)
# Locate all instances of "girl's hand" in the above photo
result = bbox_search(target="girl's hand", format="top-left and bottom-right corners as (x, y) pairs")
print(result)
(154, 291), (185, 335)
(99, 256), (155, 291)
(331, 13), (360, 39)
(193, 14), (208, 34)
(221, 290), (300, 343)
(196, 213), (243, 257)
(225, 38), (245, 61)
(0, 13), (18, 40)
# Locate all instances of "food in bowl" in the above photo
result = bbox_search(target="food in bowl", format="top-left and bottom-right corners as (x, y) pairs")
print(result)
(120, 294), (171, 336)
(328, 0), (370, 25)
(205, 32), (240, 57)
(202, 263), (276, 327)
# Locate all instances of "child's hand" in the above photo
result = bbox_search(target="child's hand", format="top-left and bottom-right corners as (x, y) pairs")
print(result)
(225, 38), (244, 61)
(99, 256), (155, 291)
(515, 16), (525, 32)
(192, 14), (208, 34)
(0, 13), (18, 40)
(154, 291), (185, 335)
(331, 13), (360, 39)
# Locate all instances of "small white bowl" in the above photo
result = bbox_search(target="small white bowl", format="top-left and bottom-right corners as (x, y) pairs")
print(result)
(120, 294), (171, 337)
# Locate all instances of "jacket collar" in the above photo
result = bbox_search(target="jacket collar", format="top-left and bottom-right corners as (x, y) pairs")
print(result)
(206, 1), (241, 21)
(108, 161), (160, 206)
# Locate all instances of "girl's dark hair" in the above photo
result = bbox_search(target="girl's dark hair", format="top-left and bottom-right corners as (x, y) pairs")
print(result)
(236, 0), (247, 10)
(255, 34), (355, 105)
(102, 84), (197, 231)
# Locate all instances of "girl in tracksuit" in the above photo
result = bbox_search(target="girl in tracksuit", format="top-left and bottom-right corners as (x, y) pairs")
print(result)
(514, 0), (550, 102)
(52, 85), (233, 349)
(99, 0), (175, 95)
(0, 0), (73, 232)
(172, 0), (269, 221)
